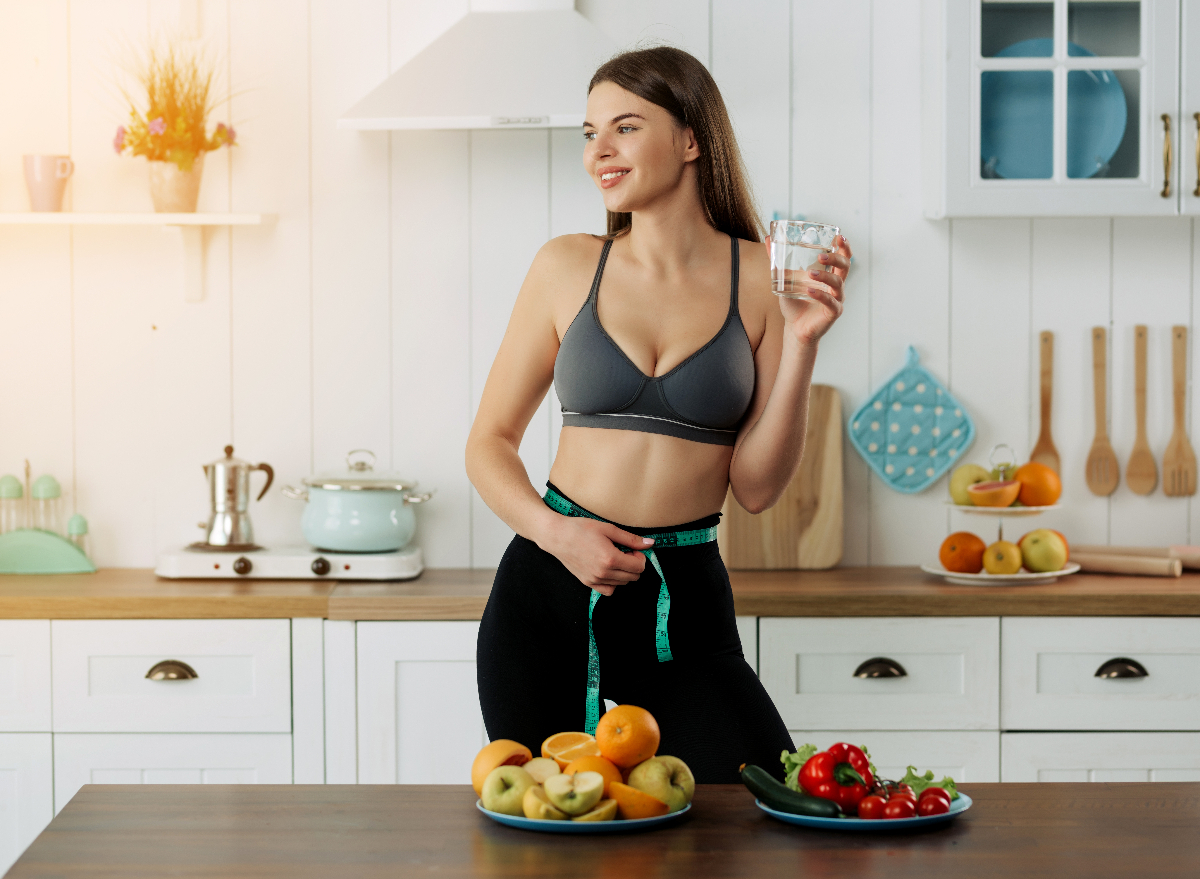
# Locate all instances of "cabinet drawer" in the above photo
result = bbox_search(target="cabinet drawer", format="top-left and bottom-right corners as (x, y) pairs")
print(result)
(0, 621), (50, 732)
(760, 618), (999, 730)
(788, 730), (1000, 783)
(1001, 618), (1200, 731)
(53, 733), (293, 813)
(52, 620), (291, 733)
(1001, 732), (1200, 783)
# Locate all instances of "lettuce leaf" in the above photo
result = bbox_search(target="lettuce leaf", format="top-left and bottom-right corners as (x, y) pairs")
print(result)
(898, 766), (959, 800)
(780, 745), (818, 792)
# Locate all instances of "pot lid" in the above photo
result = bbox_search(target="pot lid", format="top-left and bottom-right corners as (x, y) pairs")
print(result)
(302, 449), (419, 491)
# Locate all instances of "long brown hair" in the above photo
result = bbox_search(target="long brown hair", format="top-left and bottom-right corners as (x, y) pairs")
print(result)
(588, 46), (763, 242)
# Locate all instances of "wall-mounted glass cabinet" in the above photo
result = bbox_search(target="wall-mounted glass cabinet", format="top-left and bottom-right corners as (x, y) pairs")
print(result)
(922, 0), (1200, 216)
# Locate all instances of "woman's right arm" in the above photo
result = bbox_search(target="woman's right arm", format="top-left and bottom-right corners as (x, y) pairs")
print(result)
(465, 237), (650, 595)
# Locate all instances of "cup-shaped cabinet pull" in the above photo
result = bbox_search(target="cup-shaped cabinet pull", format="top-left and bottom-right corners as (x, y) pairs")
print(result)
(1094, 657), (1148, 679)
(853, 657), (907, 679)
(145, 659), (199, 681)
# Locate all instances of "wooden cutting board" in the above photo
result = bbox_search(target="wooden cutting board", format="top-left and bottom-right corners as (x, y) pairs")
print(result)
(719, 384), (843, 569)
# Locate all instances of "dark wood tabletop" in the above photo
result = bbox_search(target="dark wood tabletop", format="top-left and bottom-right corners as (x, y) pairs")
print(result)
(8, 783), (1200, 878)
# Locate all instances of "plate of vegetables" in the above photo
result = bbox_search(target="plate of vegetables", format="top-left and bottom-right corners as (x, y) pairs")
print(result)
(741, 743), (971, 831)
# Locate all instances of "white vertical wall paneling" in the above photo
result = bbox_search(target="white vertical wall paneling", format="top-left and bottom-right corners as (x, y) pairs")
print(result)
(310, 0), (392, 472)
(868, 0), (952, 564)
(578, 0), (711, 61)
(1029, 219), (1113, 546)
(1110, 218), (1192, 544)
(0, 1), (73, 507)
(228, 0), (314, 548)
(793, 0), (873, 565)
(469, 130), (551, 566)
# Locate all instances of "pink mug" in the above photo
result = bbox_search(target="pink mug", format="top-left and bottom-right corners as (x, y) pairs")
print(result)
(23, 154), (74, 212)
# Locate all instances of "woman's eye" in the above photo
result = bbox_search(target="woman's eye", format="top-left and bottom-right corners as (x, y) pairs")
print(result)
(583, 131), (596, 141)
(618, 125), (635, 134)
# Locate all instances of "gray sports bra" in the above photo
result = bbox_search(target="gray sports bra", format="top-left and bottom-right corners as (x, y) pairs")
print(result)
(553, 236), (755, 446)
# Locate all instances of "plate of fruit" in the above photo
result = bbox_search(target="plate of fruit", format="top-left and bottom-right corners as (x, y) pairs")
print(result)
(924, 528), (1078, 585)
(948, 450), (1061, 513)
(473, 705), (695, 833)
(742, 743), (972, 830)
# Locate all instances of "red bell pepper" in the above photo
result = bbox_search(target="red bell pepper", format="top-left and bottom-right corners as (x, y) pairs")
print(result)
(798, 743), (875, 814)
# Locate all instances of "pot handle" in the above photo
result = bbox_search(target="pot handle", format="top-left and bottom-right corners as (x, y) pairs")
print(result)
(281, 485), (308, 502)
(347, 449), (376, 472)
(404, 489), (435, 505)
(254, 463), (275, 501)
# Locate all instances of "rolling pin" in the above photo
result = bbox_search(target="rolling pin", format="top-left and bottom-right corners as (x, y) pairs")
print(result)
(1073, 545), (1200, 570)
(1070, 551), (1183, 577)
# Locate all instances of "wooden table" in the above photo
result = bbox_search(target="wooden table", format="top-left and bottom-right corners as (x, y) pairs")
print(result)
(8, 783), (1200, 878)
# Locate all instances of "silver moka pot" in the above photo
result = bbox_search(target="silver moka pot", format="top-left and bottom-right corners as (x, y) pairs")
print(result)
(192, 446), (274, 550)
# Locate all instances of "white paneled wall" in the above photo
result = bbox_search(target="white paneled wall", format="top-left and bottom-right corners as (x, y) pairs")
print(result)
(0, 0), (1196, 569)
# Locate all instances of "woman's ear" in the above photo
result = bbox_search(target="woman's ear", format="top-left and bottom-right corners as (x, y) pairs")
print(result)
(679, 126), (701, 163)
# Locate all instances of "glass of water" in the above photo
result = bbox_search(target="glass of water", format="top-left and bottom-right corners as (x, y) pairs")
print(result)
(770, 220), (840, 299)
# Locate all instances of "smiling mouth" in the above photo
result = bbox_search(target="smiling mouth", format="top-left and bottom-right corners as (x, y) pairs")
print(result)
(600, 170), (630, 182)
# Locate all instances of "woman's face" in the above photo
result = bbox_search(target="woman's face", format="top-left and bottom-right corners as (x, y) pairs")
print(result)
(583, 81), (699, 214)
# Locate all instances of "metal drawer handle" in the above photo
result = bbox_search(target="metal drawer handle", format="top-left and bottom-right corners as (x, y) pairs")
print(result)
(1162, 113), (1173, 199)
(1095, 657), (1148, 679)
(853, 657), (907, 679)
(145, 659), (199, 681)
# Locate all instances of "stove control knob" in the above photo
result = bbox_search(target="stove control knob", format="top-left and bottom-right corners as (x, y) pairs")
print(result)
(311, 557), (331, 576)
(233, 557), (253, 576)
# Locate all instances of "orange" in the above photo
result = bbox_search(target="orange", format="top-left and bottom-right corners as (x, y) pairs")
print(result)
(471, 739), (532, 796)
(1014, 462), (1062, 507)
(563, 755), (623, 796)
(541, 731), (601, 769)
(939, 532), (986, 574)
(966, 480), (1020, 507)
(608, 782), (670, 820)
(595, 704), (661, 768)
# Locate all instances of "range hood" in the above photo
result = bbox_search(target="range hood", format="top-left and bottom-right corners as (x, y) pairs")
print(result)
(338, 1), (617, 131)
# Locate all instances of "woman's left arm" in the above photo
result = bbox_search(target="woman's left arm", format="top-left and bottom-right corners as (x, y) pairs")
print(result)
(728, 235), (851, 513)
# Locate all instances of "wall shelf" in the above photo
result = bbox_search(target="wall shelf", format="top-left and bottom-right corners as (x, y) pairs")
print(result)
(0, 213), (273, 302)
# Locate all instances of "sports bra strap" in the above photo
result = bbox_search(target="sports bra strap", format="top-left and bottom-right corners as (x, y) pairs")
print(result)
(728, 234), (740, 313)
(589, 238), (614, 302)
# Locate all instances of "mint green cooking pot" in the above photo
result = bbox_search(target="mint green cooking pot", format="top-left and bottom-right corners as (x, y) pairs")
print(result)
(282, 450), (432, 553)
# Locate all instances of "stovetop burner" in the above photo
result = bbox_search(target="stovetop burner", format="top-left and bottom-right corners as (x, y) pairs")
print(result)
(156, 545), (423, 581)
(186, 542), (264, 553)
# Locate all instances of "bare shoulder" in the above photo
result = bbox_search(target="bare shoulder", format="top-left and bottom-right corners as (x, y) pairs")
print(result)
(735, 236), (778, 348)
(527, 233), (607, 334)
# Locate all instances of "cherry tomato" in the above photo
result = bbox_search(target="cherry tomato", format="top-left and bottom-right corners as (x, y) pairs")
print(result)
(857, 795), (886, 819)
(889, 792), (917, 805)
(883, 798), (917, 819)
(917, 796), (951, 816)
(919, 787), (952, 810)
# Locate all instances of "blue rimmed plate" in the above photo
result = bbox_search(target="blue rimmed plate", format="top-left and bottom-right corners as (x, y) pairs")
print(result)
(755, 793), (972, 831)
(476, 801), (691, 834)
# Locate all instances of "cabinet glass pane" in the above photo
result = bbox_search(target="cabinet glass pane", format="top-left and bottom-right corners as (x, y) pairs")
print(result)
(981, 70), (1054, 178)
(1066, 68), (1138, 178)
(982, 1), (1054, 57)
(1068, 2), (1140, 57)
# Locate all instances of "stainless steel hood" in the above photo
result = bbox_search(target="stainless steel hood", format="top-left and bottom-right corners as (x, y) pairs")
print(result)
(338, 1), (617, 131)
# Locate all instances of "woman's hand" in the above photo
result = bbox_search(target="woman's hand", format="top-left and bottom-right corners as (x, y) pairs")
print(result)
(538, 516), (653, 596)
(772, 234), (851, 346)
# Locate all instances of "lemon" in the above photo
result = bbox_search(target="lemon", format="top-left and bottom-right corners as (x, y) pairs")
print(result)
(983, 540), (1022, 575)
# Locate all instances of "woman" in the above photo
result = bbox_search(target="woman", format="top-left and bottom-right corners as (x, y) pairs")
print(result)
(467, 46), (850, 783)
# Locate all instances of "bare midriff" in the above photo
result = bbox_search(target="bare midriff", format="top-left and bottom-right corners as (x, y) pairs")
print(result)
(548, 425), (732, 527)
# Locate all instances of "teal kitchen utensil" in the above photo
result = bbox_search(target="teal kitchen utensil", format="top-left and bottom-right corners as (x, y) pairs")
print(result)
(0, 461), (95, 574)
(848, 346), (975, 493)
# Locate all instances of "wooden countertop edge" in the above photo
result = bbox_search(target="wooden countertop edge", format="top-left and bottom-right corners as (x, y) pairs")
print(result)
(0, 597), (331, 619)
(326, 598), (489, 621)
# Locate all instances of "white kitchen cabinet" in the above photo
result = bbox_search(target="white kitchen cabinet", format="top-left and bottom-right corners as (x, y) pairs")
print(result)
(51, 619), (292, 733)
(759, 617), (1000, 730)
(924, 0), (1184, 216)
(53, 733), (293, 814)
(0, 734), (52, 877)
(0, 621), (51, 732)
(1001, 731), (1200, 781)
(735, 615), (757, 673)
(1179, 0), (1200, 207)
(356, 621), (487, 784)
(789, 730), (1001, 783)
(1001, 617), (1200, 730)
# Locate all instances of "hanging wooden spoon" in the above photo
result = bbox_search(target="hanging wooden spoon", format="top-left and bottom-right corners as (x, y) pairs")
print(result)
(1029, 331), (1060, 473)
(1126, 325), (1158, 495)
(1086, 326), (1120, 495)
(1163, 325), (1197, 496)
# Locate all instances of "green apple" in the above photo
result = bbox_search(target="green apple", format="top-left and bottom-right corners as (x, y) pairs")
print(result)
(543, 770), (604, 816)
(949, 464), (990, 505)
(1018, 529), (1068, 573)
(626, 756), (695, 813)
(523, 784), (568, 820)
(480, 765), (534, 816)
(521, 757), (561, 784)
(572, 799), (618, 822)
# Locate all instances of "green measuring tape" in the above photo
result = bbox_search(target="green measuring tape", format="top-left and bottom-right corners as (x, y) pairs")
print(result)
(542, 487), (718, 734)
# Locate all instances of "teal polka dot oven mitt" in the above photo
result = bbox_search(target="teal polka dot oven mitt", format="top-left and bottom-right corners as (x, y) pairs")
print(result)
(848, 346), (975, 494)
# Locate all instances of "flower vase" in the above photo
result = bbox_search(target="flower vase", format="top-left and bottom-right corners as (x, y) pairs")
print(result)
(147, 153), (204, 212)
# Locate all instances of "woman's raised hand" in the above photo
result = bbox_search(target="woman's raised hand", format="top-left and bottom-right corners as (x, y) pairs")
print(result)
(775, 234), (851, 346)
(539, 516), (652, 596)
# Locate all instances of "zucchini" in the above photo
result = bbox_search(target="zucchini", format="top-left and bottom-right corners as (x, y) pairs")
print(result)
(740, 764), (842, 818)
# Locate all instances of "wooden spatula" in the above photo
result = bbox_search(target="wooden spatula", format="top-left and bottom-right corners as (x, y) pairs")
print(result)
(1086, 326), (1119, 495)
(1029, 331), (1060, 473)
(1163, 325), (1197, 496)
(1126, 325), (1158, 494)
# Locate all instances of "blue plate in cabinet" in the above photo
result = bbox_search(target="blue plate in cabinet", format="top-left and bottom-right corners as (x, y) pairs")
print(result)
(981, 39), (1127, 180)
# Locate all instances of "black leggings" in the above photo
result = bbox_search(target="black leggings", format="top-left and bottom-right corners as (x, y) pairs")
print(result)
(476, 489), (794, 784)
